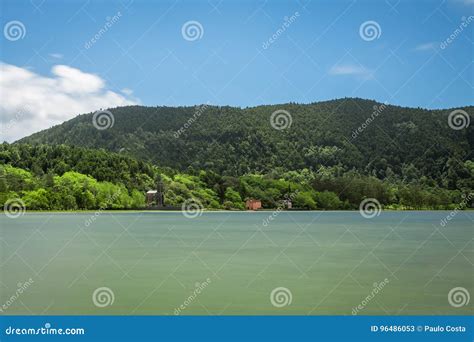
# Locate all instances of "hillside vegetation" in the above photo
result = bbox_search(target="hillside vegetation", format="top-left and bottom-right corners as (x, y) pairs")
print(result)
(4, 98), (472, 210)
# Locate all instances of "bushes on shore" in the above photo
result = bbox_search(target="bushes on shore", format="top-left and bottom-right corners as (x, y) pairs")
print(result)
(0, 144), (471, 211)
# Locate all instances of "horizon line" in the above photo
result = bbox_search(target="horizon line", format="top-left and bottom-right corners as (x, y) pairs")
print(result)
(85, 96), (474, 113)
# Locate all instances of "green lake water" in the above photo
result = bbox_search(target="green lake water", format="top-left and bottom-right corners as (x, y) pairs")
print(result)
(0, 211), (472, 315)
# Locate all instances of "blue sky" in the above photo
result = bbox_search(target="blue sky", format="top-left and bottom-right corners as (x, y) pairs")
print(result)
(0, 0), (473, 141)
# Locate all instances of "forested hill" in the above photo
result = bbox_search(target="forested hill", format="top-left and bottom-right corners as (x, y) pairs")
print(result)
(18, 98), (473, 189)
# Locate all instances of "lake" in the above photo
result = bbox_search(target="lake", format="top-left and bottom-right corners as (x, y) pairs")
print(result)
(0, 211), (472, 315)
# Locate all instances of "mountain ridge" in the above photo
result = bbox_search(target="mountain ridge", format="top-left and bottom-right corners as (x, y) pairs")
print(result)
(17, 98), (473, 190)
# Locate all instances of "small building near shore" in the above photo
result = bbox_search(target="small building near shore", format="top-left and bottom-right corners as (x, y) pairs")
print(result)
(146, 181), (165, 207)
(282, 199), (292, 209)
(146, 190), (158, 206)
(245, 199), (262, 210)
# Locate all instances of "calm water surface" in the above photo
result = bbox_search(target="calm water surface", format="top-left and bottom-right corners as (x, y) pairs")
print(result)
(0, 211), (472, 315)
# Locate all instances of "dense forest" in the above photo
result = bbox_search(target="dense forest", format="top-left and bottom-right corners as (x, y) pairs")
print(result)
(3, 98), (472, 210)
(19, 98), (473, 186)
(0, 142), (471, 211)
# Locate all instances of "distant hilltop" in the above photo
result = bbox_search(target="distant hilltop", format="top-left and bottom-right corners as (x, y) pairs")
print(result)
(17, 98), (473, 185)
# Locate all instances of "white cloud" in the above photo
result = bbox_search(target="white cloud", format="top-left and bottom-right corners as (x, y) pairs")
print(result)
(0, 62), (137, 142)
(53, 65), (105, 94)
(49, 53), (63, 59)
(121, 88), (133, 96)
(329, 64), (372, 78)
(414, 42), (437, 51)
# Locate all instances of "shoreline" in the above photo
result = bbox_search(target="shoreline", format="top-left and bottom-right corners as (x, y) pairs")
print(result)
(2, 209), (473, 214)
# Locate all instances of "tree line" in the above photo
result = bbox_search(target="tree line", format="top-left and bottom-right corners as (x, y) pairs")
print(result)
(18, 98), (473, 193)
(1, 143), (471, 210)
